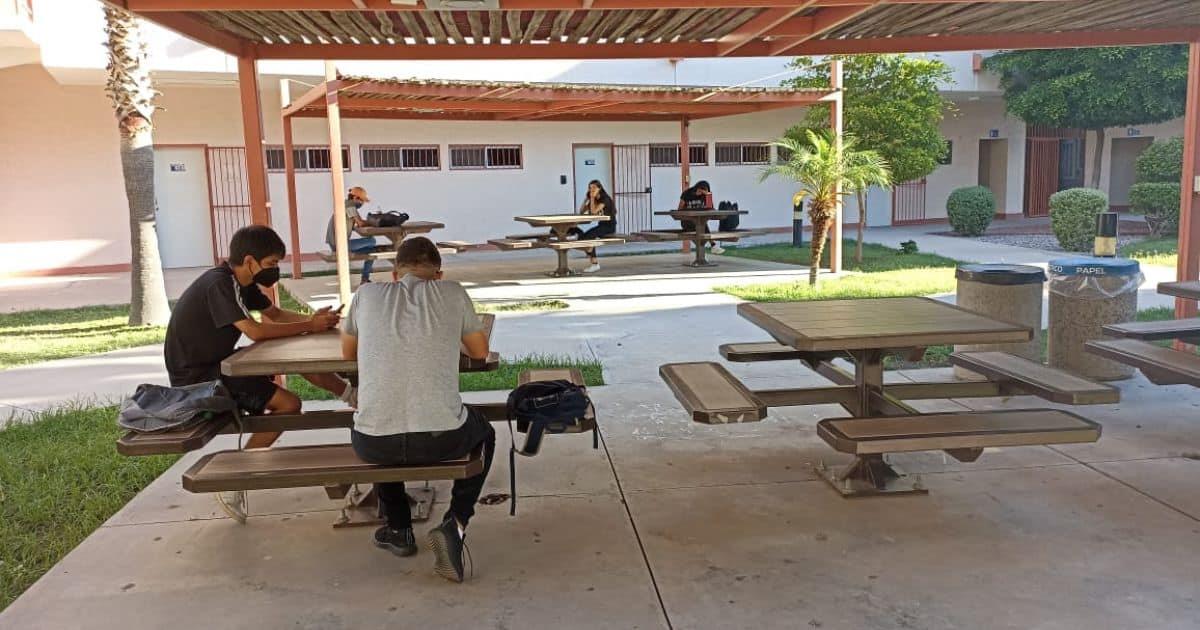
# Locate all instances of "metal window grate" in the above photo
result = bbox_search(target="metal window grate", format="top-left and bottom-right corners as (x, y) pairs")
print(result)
(361, 145), (440, 171)
(450, 144), (522, 170)
(715, 142), (770, 166)
(265, 145), (349, 172)
(649, 143), (707, 167)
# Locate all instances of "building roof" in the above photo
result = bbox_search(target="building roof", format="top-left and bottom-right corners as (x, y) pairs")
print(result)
(118, 1), (1200, 60)
(286, 75), (835, 121)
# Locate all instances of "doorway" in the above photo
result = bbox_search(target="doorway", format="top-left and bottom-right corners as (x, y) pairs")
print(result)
(154, 146), (215, 268)
(573, 144), (613, 213)
(1109, 136), (1154, 209)
(977, 138), (1008, 212)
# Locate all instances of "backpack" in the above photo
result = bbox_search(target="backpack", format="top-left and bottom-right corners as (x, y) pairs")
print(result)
(118, 381), (237, 434)
(718, 201), (741, 232)
(366, 211), (409, 228)
(505, 379), (597, 515)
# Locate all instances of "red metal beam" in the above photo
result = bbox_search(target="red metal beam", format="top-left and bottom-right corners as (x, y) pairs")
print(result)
(135, 10), (245, 55)
(125, 0), (1075, 11)
(318, 79), (830, 104)
(237, 56), (271, 226)
(768, 2), (878, 56)
(1177, 41), (1200, 319)
(282, 115), (302, 279)
(788, 27), (1200, 55)
(827, 59), (842, 275)
(281, 81), (331, 118)
(716, 2), (815, 57)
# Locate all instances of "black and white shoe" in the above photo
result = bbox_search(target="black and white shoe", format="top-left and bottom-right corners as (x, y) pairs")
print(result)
(427, 517), (469, 583)
(374, 526), (417, 557)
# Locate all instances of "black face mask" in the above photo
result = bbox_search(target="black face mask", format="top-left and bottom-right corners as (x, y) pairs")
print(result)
(253, 263), (281, 287)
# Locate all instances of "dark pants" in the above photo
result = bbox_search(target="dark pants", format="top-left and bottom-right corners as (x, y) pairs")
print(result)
(565, 222), (617, 258)
(351, 407), (496, 530)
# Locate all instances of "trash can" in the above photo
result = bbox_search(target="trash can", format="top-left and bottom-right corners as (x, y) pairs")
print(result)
(1047, 257), (1143, 381)
(954, 264), (1046, 379)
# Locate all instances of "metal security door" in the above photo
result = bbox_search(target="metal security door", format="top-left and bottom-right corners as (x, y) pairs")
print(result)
(613, 144), (652, 233)
(206, 146), (253, 261)
(890, 178), (927, 225)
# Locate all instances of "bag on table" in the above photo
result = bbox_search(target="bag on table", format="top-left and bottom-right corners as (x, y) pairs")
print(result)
(718, 201), (740, 232)
(366, 211), (409, 228)
(504, 379), (596, 515)
(118, 380), (237, 434)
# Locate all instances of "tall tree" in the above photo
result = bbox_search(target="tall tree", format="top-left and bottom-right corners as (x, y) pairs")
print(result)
(786, 54), (952, 262)
(984, 46), (1188, 189)
(104, 7), (170, 326)
(761, 130), (891, 286)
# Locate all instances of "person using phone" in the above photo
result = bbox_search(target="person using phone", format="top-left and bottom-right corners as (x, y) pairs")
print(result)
(325, 186), (379, 283)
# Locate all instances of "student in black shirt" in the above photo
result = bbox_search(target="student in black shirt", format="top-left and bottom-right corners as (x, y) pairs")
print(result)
(165, 225), (348, 449)
(676, 180), (725, 254)
(567, 179), (617, 273)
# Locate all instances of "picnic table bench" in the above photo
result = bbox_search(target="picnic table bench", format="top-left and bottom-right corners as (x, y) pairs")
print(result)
(1084, 280), (1200, 386)
(490, 214), (625, 277)
(640, 209), (764, 268)
(660, 297), (1111, 497)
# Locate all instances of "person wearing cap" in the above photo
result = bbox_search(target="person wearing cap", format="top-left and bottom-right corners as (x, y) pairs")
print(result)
(325, 186), (379, 283)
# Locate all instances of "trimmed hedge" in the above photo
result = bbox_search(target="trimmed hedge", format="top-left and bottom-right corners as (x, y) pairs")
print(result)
(1050, 188), (1108, 252)
(946, 186), (995, 236)
(1129, 182), (1181, 237)
(1134, 137), (1183, 183)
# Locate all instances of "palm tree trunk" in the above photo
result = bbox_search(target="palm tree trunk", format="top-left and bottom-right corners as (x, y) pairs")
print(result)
(1088, 127), (1105, 189)
(808, 215), (830, 286)
(855, 190), (867, 265)
(121, 117), (170, 326)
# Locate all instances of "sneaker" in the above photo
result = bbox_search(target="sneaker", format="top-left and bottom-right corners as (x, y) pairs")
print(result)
(427, 517), (468, 583)
(583, 263), (601, 273)
(216, 490), (247, 524)
(710, 244), (726, 255)
(374, 526), (418, 557)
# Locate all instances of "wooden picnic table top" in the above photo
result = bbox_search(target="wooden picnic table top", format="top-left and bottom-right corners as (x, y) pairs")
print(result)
(654, 209), (747, 219)
(357, 221), (445, 237)
(514, 214), (613, 227)
(1157, 281), (1200, 301)
(737, 297), (1032, 352)
(221, 314), (495, 377)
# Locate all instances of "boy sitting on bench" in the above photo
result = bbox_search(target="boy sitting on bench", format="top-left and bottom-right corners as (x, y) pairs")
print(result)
(340, 237), (495, 583)
(164, 225), (352, 450)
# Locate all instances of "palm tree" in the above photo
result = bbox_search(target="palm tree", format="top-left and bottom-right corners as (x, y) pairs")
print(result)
(847, 158), (894, 265)
(104, 7), (170, 326)
(762, 130), (891, 285)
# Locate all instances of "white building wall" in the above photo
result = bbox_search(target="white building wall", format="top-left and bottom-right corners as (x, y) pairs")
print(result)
(1085, 119), (1185, 199)
(923, 98), (1026, 220)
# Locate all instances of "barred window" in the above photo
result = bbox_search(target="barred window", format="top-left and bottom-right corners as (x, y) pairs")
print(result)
(449, 144), (522, 170)
(715, 142), (771, 166)
(360, 145), (440, 171)
(649, 143), (708, 167)
(265, 145), (350, 172)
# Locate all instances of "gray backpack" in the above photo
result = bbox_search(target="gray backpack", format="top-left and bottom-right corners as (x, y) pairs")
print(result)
(118, 381), (237, 434)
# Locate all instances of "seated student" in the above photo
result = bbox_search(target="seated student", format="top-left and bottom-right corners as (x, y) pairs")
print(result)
(165, 225), (352, 451)
(341, 237), (494, 583)
(677, 180), (724, 254)
(325, 186), (379, 284)
(567, 179), (617, 274)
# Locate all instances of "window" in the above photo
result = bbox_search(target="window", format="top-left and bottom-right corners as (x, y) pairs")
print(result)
(360, 145), (440, 171)
(775, 144), (794, 163)
(265, 145), (350, 172)
(715, 142), (771, 166)
(649, 143), (708, 167)
(449, 144), (522, 170)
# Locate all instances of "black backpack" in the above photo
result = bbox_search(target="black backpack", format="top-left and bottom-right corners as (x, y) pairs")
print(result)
(367, 211), (409, 228)
(118, 381), (237, 434)
(718, 201), (740, 231)
(505, 379), (596, 515)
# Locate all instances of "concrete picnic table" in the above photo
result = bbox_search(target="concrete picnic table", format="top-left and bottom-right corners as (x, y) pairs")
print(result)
(653, 209), (747, 268)
(356, 220), (445, 247)
(510, 214), (622, 277)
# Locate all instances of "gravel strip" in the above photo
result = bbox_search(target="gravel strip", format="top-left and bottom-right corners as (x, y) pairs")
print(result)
(968, 234), (1143, 253)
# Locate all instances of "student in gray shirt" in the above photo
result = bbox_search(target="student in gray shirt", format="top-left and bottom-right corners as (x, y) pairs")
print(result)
(340, 237), (494, 583)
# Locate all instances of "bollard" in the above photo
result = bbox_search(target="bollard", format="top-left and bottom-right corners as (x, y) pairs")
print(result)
(792, 195), (804, 248)
(1094, 212), (1118, 257)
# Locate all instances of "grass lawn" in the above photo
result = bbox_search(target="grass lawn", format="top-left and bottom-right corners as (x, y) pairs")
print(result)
(717, 240), (960, 303)
(0, 405), (179, 612)
(1120, 237), (1178, 268)
(0, 305), (165, 371)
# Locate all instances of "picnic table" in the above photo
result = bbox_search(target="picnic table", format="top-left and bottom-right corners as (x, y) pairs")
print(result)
(1087, 281), (1200, 387)
(643, 209), (755, 268)
(660, 297), (1112, 497)
(489, 214), (624, 277)
(356, 220), (445, 245)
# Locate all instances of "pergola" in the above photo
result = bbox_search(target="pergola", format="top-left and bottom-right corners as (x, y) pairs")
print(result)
(280, 74), (840, 299)
(112, 0), (1200, 316)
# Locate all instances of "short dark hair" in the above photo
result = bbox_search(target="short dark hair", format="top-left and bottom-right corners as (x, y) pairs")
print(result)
(694, 180), (711, 192)
(228, 225), (286, 265)
(395, 236), (442, 269)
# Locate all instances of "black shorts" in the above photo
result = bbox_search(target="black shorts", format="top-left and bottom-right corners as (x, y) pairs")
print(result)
(221, 375), (278, 415)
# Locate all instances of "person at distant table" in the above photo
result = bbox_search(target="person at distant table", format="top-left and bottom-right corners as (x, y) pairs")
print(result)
(567, 179), (618, 274)
(677, 180), (724, 254)
(325, 186), (379, 284)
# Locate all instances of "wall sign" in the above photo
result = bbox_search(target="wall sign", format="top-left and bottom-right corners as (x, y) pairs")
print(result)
(584, 159), (596, 165)
(988, 129), (1000, 138)
(169, 163), (186, 172)
(1127, 128), (1142, 137)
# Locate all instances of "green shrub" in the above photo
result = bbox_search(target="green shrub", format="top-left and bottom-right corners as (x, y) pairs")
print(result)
(946, 186), (995, 236)
(1129, 181), (1181, 236)
(1049, 188), (1108, 252)
(1134, 137), (1184, 183)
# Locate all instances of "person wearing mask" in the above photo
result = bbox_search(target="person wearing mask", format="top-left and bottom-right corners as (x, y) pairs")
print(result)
(341, 237), (495, 583)
(325, 186), (379, 283)
(677, 180), (724, 254)
(568, 179), (618, 273)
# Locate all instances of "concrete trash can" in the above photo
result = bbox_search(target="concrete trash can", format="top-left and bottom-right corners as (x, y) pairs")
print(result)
(1047, 257), (1143, 381)
(953, 264), (1046, 379)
